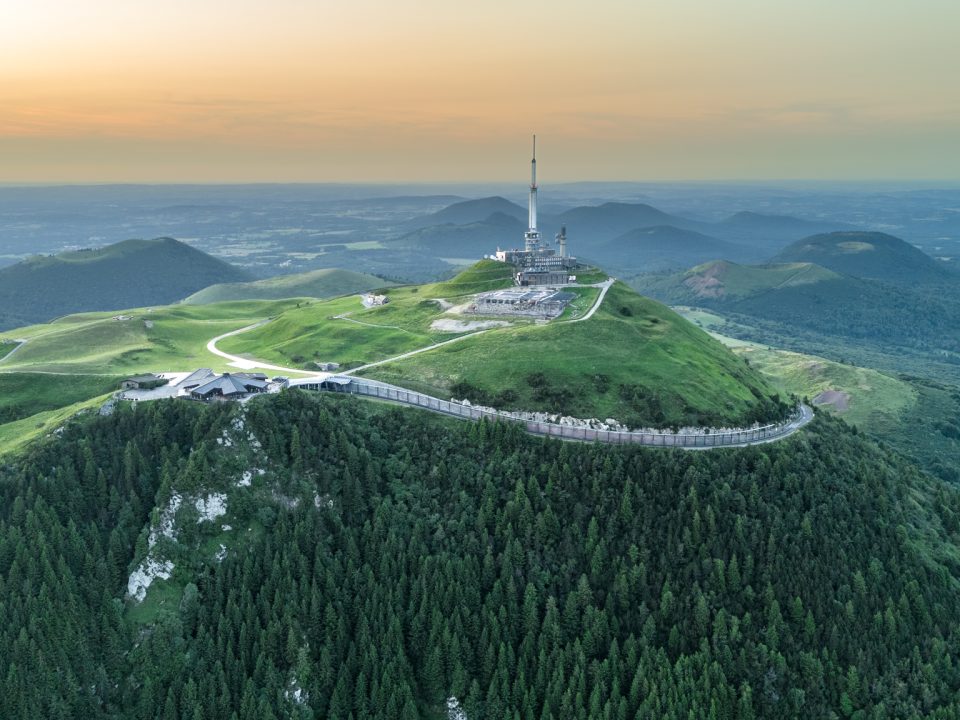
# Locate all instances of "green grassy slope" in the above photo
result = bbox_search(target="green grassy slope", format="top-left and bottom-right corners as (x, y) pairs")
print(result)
(363, 282), (786, 428)
(182, 267), (395, 304)
(0, 237), (250, 330)
(735, 345), (914, 427)
(219, 260), (518, 369)
(0, 372), (122, 424)
(0, 393), (112, 457)
(637, 260), (840, 302)
(0, 300), (302, 452)
(679, 307), (916, 427)
(427, 258), (516, 295)
(0, 299), (299, 375)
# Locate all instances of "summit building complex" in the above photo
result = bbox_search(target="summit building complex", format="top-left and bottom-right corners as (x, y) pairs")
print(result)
(493, 136), (578, 286)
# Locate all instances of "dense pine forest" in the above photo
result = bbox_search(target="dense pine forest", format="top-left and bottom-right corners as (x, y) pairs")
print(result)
(3, 392), (960, 718)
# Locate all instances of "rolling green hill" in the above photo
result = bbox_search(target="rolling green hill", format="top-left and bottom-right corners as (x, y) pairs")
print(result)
(0, 237), (250, 330)
(772, 230), (951, 283)
(634, 258), (960, 367)
(182, 267), (394, 304)
(221, 261), (786, 427)
(1, 258), (786, 430)
(216, 260), (520, 369)
(0, 299), (299, 376)
(0, 298), (306, 454)
(639, 259), (841, 302)
(362, 281), (786, 428)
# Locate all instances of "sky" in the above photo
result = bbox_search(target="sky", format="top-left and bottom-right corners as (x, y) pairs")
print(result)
(2, 0), (959, 183)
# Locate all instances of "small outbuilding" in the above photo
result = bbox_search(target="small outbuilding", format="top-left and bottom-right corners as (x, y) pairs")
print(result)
(120, 374), (168, 390)
(362, 293), (390, 307)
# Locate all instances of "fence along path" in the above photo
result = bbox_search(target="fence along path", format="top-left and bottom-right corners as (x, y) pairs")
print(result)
(290, 376), (813, 449)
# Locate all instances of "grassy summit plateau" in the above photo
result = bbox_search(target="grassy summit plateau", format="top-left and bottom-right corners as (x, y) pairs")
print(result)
(363, 280), (786, 428)
(225, 261), (786, 427)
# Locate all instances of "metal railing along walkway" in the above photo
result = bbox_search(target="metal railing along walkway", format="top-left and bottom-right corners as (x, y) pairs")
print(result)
(291, 376), (812, 449)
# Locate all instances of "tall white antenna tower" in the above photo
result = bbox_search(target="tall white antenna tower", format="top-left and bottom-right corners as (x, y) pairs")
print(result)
(524, 134), (541, 252)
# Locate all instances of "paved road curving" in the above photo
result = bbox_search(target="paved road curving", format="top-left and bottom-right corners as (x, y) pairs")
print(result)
(206, 321), (314, 375)
(202, 282), (816, 449)
(566, 278), (614, 323)
(0, 338), (27, 364)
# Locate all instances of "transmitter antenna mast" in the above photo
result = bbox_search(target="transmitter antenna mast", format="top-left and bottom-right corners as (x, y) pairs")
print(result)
(524, 134), (541, 252)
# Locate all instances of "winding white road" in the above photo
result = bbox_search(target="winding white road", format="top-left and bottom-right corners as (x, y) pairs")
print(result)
(206, 321), (313, 375)
(208, 280), (618, 377)
(201, 280), (813, 448)
(566, 278), (614, 323)
(0, 339), (27, 364)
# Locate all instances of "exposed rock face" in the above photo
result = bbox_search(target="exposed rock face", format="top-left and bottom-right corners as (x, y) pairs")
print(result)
(148, 494), (183, 549)
(127, 407), (268, 606)
(127, 558), (174, 603)
(447, 697), (468, 720)
(195, 493), (228, 523)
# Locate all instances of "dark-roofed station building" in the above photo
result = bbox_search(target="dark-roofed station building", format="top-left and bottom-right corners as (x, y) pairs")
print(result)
(190, 372), (269, 401)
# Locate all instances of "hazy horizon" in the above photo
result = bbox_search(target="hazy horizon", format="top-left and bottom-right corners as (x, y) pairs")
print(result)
(4, 0), (959, 184)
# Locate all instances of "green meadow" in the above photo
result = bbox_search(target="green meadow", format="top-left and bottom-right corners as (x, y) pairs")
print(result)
(0, 299), (300, 375)
(218, 260), (520, 369)
(363, 282), (785, 429)
(0, 260), (792, 435)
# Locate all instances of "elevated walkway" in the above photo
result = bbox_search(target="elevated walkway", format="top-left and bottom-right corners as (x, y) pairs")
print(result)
(288, 375), (813, 449)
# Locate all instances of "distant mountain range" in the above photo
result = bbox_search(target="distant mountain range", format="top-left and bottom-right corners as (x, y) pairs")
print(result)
(403, 196), (528, 229)
(633, 233), (960, 360)
(0, 238), (249, 330)
(718, 212), (853, 251)
(390, 212), (526, 257)
(394, 197), (863, 273)
(556, 202), (701, 241)
(587, 226), (759, 273)
(772, 231), (952, 283)
(182, 268), (394, 304)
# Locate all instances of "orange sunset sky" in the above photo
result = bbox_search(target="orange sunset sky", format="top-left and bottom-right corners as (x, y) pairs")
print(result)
(2, 0), (959, 183)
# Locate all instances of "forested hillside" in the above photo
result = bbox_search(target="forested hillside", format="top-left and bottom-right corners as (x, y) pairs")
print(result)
(2, 392), (960, 718)
(0, 238), (249, 330)
(634, 262), (960, 364)
(771, 231), (951, 284)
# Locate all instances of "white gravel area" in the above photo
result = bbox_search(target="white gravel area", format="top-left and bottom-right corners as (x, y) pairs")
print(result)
(430, 319), (509, 332)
